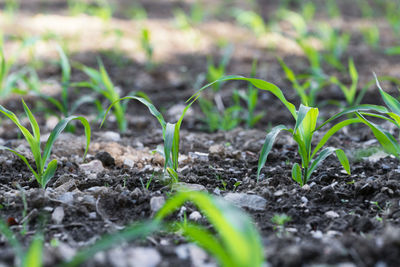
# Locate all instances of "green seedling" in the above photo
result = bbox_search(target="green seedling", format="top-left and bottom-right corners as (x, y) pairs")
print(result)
(361, 25), (380, 49)
(237, 59), (264, 128)
(198, 93), (242, 132)
(318, 23), (350, 71)
(258, 104), (352, 186)
(102, 95), (191, 180)
(0, 36), (39, 98)
(155, 191), (264, 267)
(296, 38), (323, 77)
(278, 57), (326, 106)
(330, 58), (359, 107)
(75, 59), (126, 132)
(189, 75), (392, 186)
(206, 44), (234, 92)
(140, 28), (154, 70)
(34, 45), (100, 128)
(0, 220), (43, 267)
(234, 9), (268, 37)
(0, 100), (91, 188)
(271, 213), (292, 237)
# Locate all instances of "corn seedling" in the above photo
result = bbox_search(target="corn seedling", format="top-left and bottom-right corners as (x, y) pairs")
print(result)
(102, 95), (192, 181)
(0, 100), (91, 188)
(0, 36), (39, 98)
(189, 75), (391, 186)
(316, 74), (400, 160)
(75, 59), (126, 132)
(0, 220), (43, 267)
(237, 59), (264, 128)
(278, 57), (326, 107)
(33, 46), (100, 129)
(317, 24), (351, 71)
(206, 44), (234, 93)
(155, 191), (264, 267)
(140, 28), (154, 70)
(330, 58), (359, 107)
(234, 9), (268, 37)
(361, 25), (380, 49)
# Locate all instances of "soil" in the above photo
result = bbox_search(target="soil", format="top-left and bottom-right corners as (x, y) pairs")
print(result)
(1, 0), (400, 266)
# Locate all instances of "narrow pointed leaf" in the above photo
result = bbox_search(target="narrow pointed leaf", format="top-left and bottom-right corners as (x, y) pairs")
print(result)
(257, 125), (288, 180)
(316, 104), (388, 131)
(42, 116), (91, 166)
(0, 145), (38, 179)
(187, 75), (297, 119)
(335, 149), (350, 175)
(375, 74), (400, 116)
(312, 118), (362, 158)
(356, 113), (400, 158)
(307, 147), (337, 182)
(23, 235), (43, 267)
(292, 163), (302, 186)
(41, 159), (58, 188)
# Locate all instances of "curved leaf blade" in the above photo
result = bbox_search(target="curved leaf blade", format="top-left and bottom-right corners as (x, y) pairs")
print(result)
(257, 125), (288, 181)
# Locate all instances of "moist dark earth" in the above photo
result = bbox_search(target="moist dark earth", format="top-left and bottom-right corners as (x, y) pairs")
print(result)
(1, 0), (400, 266)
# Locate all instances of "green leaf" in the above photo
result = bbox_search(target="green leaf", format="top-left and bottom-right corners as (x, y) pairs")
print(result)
(42, 116), (91, 167)
(155, 191), (264, 267)
(335, 149), (350, 175)
(291, 163), (303, 185)
(257, 125), (288, 181)
(316, 104), (388, 131)
(101, 96), (166, 134)
(307, 147), (338, 182)
(375, 74), (400, 116)
(21, 99), (40, 142)
(56, 45), (70, 85)
(188, 75), (297, 120)
(0, 145), (38, 180)
(312, 118), (362, 158)
(181, 224), (233, 267)
(41, 159), (58, 188)
(356, 113), (400, 158)
(164, 123), (175, 170)
(23, 235), (43, 267)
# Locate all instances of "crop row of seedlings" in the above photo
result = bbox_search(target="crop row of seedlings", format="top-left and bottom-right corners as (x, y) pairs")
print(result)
(1, 46), (400, 265)
(0, 1), (400, 266)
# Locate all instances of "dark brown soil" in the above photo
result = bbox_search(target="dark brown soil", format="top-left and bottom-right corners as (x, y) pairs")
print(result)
(1, 0), (400, 266)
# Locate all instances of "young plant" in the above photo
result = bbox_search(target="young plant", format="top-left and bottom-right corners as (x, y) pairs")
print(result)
(0, 100), (91, 188)
(278, 57), (326, 107)
(102, 95), (191, 181)
(75, 59), (126, 132)
(140, 28), (154, 70)
(155, 191), (265, 267)
(189, 75), (390, 186)
(258, 104), (351, 186)
(361, 25), (380, 49)
(0, 220), (43, 267)
(318, 24), (351, 71)
(237, 59), (265, 128)
(330, 58), (359, 107)
(0, 37), (39, 98)
(34, 45), (100, 127)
